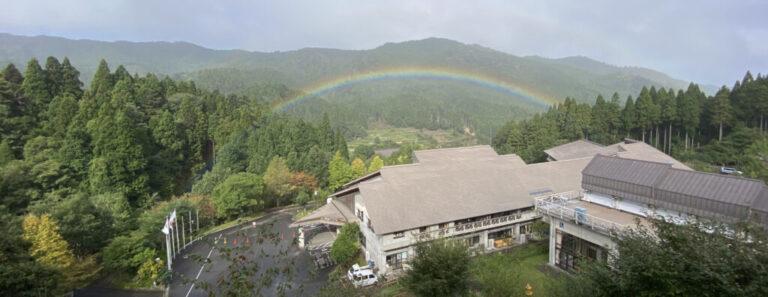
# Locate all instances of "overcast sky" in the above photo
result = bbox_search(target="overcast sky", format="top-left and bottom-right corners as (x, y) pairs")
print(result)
(1, 0), (766, 85)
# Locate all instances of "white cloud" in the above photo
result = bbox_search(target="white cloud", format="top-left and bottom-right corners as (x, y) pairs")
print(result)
(0, 0), (765, 85)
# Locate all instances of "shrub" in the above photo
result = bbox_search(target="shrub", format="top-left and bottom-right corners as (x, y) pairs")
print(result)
(404, 239), (470, 297)
(330, 223), (360, 264)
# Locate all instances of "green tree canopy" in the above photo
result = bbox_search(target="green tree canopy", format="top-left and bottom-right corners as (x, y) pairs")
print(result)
(559, 219), (768, 297)
(212, 172), (265, 219)
(263, 156), (293, 206)
(328, 151), (354, 190)
(404, 239), (471, 297)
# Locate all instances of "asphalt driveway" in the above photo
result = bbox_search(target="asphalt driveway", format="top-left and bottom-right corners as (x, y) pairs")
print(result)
(168, 210), (330, 297)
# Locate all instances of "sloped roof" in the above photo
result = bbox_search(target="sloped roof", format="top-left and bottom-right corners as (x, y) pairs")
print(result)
(357, 146), (589, 234)
(544, 139), (691, 170)
(582, 155), (768, 221)
(544, 140), (611, 161)
(583, 155), (671, 187)
(657, 169), (767, 207)
(290, 200), (355, 228)
(615, 142), (691, 170)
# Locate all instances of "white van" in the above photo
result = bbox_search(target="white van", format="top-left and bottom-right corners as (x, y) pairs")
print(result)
(350, 269), (378, 287)
(347, 264), (378, 287)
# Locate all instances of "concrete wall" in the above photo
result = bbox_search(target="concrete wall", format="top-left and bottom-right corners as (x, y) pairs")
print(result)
(545, 216), (616, 267)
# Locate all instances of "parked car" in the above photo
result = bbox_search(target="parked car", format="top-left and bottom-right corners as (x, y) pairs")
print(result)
(347, 264), (378, 287)
(350, 269), (378, 287)
(720, 167), (743, 175)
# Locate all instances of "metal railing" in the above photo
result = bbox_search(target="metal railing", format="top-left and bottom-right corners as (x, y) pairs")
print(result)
(534, 191), (625, 234)
(381, 211), (538, 251)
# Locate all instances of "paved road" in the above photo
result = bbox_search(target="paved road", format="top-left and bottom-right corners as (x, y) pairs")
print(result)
(168, 211), (330, 297)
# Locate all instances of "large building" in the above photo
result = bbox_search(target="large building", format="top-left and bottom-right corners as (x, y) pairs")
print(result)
(537, 155), (768, 272)
(293, 139), (701, 276)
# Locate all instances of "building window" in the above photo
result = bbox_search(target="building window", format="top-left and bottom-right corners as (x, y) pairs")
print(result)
(465, 235), (480, 246)
(367, 218), (374, 232)
(393, 231), (404, 239)
(519, 224), (531, 234)
(438, 223), (448, 229)
(386, 251), (408, 269)
(419, 226), (428, 233)
(356, 209), (364, 221)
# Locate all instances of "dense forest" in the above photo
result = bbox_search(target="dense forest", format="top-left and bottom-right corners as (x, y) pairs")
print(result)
(1, 34), (702, 142)
(493, 72), (768, 182)
(0, 57), (355, 295)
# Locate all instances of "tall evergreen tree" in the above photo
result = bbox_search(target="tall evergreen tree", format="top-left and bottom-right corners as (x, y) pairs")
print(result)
(44, 57), (63, 96)
(3, 63), (24, 85)
(89, 59), (113, 97)
(659, 89), (678, 153)
(59, 58), (83, 98)
(709, 86), (734, 141)
(112, 65), (132, 83)
(678, 84), (704, 149)
(21, 58), (52, 118)
(622, 96), (636, 138)
(607, 93), (622, 140)
(635, 87), (661, 143)
(87, 80), (149, 205)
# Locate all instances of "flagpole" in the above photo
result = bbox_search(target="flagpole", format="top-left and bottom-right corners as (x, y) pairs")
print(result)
(174, 210), (180, 257)
(170, 220), (176, 258)
(181, 214), (186, 249)
(165, 216), (172, 270)
(188, 211), (193, 240)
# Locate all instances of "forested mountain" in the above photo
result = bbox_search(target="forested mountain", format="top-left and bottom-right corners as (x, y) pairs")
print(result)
(0, 57), (349, 294)
(0, 33), (701, 140)
(493, 72), (768, 183)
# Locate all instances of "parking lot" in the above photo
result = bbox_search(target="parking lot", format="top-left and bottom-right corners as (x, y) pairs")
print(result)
(168, 211), (330, 297)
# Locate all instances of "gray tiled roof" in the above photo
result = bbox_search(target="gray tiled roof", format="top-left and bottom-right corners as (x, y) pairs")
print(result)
(352, 146), (589, 234)
(544, 139), (611, 161)
(544, 139), (691, 170)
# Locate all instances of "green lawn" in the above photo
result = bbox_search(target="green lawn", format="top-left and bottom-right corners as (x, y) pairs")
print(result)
(373, 242), (556, 297)
(475, 242), (554, 295)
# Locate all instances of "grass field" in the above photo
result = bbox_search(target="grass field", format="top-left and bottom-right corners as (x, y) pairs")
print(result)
(373, 242), (557, 297)
(348, 126), (478, 152)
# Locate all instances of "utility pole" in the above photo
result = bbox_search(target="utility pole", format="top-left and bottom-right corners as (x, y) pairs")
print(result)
(196, 209), (199, 233)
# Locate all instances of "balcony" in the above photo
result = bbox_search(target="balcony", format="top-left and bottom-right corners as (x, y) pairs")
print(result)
(535, 190), (640, 235)
(380, 210), (539, 251)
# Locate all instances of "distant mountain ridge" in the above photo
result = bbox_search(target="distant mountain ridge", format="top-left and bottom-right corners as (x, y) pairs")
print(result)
(0, 33), (704, 140)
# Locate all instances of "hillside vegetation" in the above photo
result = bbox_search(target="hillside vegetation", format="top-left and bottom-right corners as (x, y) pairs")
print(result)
(0, 33), (701, 140)
(493, 72), (768, 183)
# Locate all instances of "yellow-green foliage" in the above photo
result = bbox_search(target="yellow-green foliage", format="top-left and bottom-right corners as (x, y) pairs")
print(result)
(22, 214), (99, 291)
(351, 158), (366, 178)
(134, 258), (164, 287)
(368, 155), (384, 172)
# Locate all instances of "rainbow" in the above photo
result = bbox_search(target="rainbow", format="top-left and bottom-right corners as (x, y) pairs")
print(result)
(271, 66), (557, 111)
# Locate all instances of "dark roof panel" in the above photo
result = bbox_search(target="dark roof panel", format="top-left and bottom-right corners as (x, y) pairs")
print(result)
(582, 155), (671, 187)
(657, 169), (766, 207)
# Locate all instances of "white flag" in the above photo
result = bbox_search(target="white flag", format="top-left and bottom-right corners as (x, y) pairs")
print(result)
(169, 210), (177, 229)
(161, 218), (170, 235)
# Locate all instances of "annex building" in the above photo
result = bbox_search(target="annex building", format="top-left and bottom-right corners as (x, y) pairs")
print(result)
(537, 155), (768, 272)
(292, 139), (767, 276)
